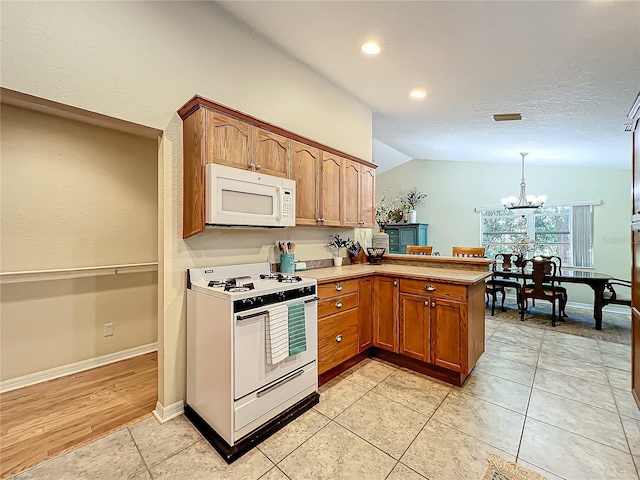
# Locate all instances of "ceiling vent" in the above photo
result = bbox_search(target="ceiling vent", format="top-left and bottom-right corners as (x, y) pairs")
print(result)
(623, 123), (634, 132)
(493, 113), (523, 122)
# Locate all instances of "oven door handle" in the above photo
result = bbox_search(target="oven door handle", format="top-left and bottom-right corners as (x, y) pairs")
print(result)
(304, 297), (320, 304)
(257, 369), (304, 397)
(236, 310), (269, 321)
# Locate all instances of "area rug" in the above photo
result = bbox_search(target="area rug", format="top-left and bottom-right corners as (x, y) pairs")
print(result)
(483, 454), (549, 480)
(486, 302), (631, 345)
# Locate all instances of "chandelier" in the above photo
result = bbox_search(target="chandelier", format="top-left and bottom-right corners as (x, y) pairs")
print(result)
(501, 152), (547, 217)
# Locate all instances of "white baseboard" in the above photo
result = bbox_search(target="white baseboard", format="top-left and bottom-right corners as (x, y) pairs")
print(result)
(0, 342), (158, 394)
(153, 400), (184, 424)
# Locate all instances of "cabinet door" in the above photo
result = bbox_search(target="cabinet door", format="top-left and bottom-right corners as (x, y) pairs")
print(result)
(358, 277), (374, 352)
(205, 110), (251, 169)
(399, 227), (418, 254)
(319, 152), (342, 226)
(430, 298), (467, 373)
(399, 294), (430, 362)
(360, 166), (375, 228)
(252, 128), (289, 178)
(291, 142), (319, 226)
(342, 160), (361, 227)
(374, 276), (399, 353)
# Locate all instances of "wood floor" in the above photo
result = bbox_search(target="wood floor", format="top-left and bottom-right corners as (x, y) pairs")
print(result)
(0, 352), (157, 479)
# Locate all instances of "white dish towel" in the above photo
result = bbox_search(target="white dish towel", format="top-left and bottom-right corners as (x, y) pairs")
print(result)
(266, 304), (289, 364)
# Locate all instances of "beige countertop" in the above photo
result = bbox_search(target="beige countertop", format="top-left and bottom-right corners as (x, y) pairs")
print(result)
(300, 264), (490, 285)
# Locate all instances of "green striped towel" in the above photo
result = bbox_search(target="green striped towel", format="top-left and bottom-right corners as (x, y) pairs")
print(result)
(288, 302), (307, 355)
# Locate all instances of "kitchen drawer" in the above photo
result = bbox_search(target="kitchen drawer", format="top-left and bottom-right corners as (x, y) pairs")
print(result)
(318, 310), (358, 374)
(386, 229), (399, 237)
(318, 292), (358, 318)
(389, 237), (399, 245)
(399, 278), (466, 301)
(388, 245), (400, 254)
(318, 279), (358, 299)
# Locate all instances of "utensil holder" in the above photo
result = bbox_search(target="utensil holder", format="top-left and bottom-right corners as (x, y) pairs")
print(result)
(280, 254), (295, 273)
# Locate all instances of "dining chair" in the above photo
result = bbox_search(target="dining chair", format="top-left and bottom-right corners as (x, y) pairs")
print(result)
(406, 245), (433, 255)
(452, 247), (485, 257)
(526, 255), (567, 317)
(486, 254), (522, 315)
(521, 258), (564, 326)
(603, 279), (632, 307)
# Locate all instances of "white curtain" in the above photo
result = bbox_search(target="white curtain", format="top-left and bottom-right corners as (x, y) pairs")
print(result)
(572, 205), (593, 267)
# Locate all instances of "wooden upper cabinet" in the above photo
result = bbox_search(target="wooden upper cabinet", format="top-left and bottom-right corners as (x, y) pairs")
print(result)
(374, 276), (399, 353)
(360, 166), (375, 228)
(291, 142), (319, 226)
(183, 109), (206, 238)
(205, 110), (251, 170)
(342, 160), (361, 227)
(319, 151), (342, 226)
(252, 128), (289, 178)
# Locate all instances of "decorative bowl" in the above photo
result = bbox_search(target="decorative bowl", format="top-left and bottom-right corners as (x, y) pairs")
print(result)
(366, 247), (386, 265)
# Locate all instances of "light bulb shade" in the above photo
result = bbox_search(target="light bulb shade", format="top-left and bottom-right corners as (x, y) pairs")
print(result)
(502, 152), (547, 214)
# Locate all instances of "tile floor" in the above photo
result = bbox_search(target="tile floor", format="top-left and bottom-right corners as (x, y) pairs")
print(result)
(10, 317), (640, 480)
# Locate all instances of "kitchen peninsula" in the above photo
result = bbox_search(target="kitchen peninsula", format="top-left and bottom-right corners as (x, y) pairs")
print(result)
(302, 255), (491, 387)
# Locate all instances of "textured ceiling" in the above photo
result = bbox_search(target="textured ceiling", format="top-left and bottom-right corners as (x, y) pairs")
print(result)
(217, 1), (639, 170)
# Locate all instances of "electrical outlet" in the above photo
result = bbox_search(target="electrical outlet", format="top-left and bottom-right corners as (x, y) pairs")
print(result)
(104, 323), (114, 337)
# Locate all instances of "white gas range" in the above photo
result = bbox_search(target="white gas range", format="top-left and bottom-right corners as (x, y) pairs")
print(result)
(185, 262), (319, 463)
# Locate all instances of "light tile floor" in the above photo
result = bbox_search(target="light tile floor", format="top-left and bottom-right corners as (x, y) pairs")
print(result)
(11, 318), (640, 480)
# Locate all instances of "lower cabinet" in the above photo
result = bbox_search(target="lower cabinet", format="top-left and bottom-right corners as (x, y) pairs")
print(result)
(318, 310), (358, 375)
(373, 276), (399, 353)
(430, 298), (466, 373)
(317, 273), (481, 383)
(357, 277), (374, 352)
(399, 294), (430, 362)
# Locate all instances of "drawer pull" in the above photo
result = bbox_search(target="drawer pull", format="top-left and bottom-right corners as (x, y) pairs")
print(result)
(431, 302), (436, 307)
(393, 281), (397, 286)
(336, 334), (343, 343)
(335, 301), (343, 308)
(425, 285), (436, 292)
(335, 284), (343, 291)
(424, 301), (429, 306)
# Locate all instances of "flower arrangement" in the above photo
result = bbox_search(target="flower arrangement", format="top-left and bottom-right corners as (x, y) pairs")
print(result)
(404, 187), (428, 210)
(375, 188), (403, 229)
(510, 236), (539, 263)
(346, 240), (362, 260)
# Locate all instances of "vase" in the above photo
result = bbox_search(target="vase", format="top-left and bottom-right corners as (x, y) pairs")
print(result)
(333, 256), (343, 267)
(408, 210), (417, 223)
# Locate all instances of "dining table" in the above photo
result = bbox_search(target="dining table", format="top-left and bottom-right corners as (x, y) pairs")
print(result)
(493, 266), (614, 330)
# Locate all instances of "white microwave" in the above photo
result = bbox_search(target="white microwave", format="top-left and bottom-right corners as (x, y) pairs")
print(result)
(205, 163), (296, 228)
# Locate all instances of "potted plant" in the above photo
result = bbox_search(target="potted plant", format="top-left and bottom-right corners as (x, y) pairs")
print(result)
(404, 187), (427, 224)
(347, 240), (363, 264)
(327, 233), (351, 266)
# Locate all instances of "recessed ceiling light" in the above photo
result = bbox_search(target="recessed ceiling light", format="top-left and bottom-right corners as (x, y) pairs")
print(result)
(493, 113), (523, 121)
(410, 89), (427, 99)
(361, 42), (381, 55)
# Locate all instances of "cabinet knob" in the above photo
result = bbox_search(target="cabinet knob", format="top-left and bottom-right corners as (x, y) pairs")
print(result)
(393, 281), (397, 286)
(336, 334), (343, 343)
(316, 218), (321, 222)
(425, 285), (436, 292)
(321, 218), (325, 222)
(335, 284), (343, 291)
(256, 165), (262, 170)
(431, 302), (436, 307)
(424, 301), (429, 306)
(336, 301), (343, 308)
(249, 163), (255, 169)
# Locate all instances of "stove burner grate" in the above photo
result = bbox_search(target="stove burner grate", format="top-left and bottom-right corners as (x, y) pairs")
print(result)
(259, 273), (280, 280)
(224, 282), (255, 292)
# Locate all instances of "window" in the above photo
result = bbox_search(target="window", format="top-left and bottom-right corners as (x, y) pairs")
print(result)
(480, 205), (593, 267)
